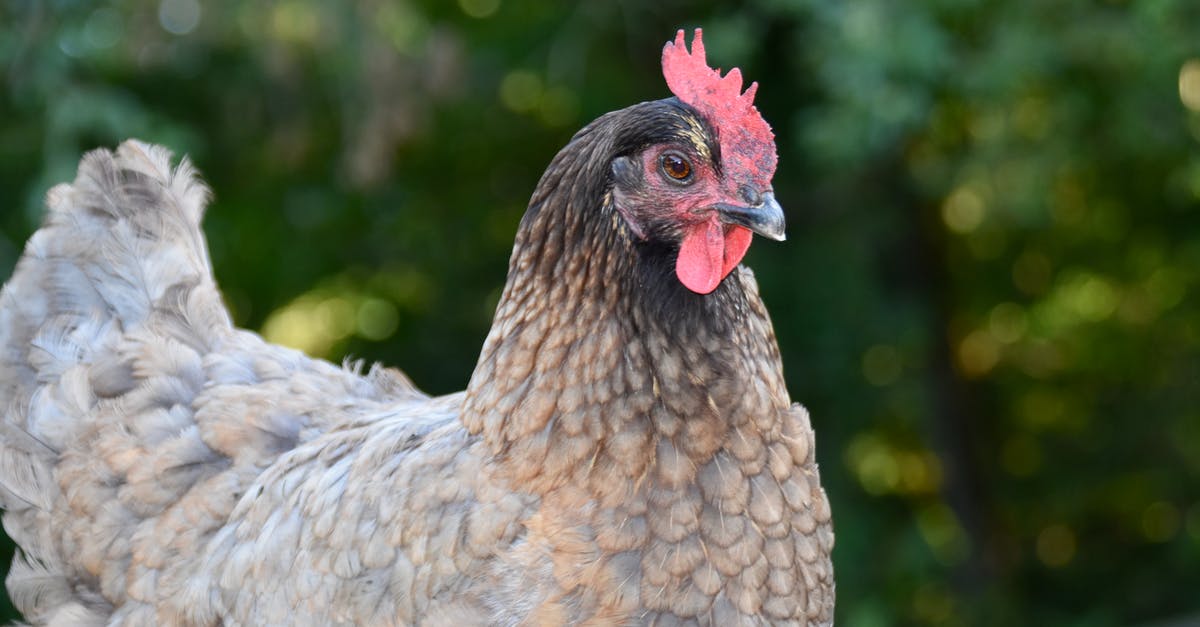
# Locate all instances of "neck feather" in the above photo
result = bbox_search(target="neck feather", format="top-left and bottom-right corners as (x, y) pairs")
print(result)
(461, 117), (790, 502)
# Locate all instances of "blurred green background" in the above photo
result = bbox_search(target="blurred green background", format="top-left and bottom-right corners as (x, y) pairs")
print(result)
(2, 0), (1198, 625)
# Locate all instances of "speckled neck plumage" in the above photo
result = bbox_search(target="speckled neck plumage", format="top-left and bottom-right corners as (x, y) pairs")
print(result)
(462, 103), (790, 495)
(460, 102), (833, 624)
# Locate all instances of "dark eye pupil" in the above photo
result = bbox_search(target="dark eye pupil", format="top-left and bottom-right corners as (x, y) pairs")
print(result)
(663, 154), (691, 180)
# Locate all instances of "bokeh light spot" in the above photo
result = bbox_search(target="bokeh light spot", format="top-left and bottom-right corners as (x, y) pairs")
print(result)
(1066, 274), (1118, 322)
(898, 451), (942, 494)
(459, 0), (501, 19)
(1147, 266), (1185, 309)
(262, 297), (333, 356)
(1036, 524), (1076, 567)
(916, 503), (969, 565)
(1017, 389), (1068, 430)
(957, 330), (999, 378)
(159, 0), (201, 35)
(989, 302), (1028, 344)
(375, 2), (428, 52)
(84, 8), (123, 50)
(260, 283), (406, 356)
(942, 185), (986, 233)
(1142, 502), (1181, 542)
(316, 298), (356, 341)
(846, 434), (899, 495)
(358, 298), (400, 341)
(846, 434), (942, 496)
(1180, 59), (1200, 112)
(270, 1), (319, 44)
(500, 70), (542, 113)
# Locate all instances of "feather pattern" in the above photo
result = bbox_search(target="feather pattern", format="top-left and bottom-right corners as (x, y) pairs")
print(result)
(0, 79), (833, 623)
(0, 142), (523, 625)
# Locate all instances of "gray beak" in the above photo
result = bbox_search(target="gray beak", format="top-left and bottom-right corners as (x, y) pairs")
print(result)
(714, 192), (787, 241)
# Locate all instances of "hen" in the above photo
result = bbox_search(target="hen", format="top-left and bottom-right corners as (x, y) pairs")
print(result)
(0, 30), (833, 625)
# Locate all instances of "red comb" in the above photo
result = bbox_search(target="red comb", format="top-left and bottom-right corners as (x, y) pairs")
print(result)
(662, 28), (777, 180)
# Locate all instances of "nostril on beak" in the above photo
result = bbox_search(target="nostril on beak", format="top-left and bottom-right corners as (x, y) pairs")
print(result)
(739, 185), (762, 207)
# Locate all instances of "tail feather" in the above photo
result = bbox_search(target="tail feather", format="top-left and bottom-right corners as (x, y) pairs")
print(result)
(6, 553), (77, 623)
(41, 142), (216, 334)
(0, 420), (56, 511)
(0, 140), (228, 622)
(2, 140), (219, 417)
(1, 140), (428, 623)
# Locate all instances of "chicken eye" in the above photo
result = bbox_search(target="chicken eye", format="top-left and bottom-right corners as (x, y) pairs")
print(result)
(660, 153), (693, 182)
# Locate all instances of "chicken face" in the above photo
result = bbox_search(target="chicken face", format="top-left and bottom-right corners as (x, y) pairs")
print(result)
(607, 29), (784, 295)
(609, 103), (784, 295)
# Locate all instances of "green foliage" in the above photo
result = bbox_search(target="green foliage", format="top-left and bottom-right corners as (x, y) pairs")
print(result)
(1, 0), (1198, 624)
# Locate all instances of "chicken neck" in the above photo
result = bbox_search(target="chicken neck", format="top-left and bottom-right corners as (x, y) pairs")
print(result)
(461, 111), (793, 503)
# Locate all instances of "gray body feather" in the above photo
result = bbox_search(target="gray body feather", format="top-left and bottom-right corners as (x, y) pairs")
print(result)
(0, 143), (532, 625)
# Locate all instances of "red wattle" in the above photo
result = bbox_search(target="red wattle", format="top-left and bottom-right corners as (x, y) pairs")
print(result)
(722, 225), (752, 278)
(676, 218), (753, 295)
